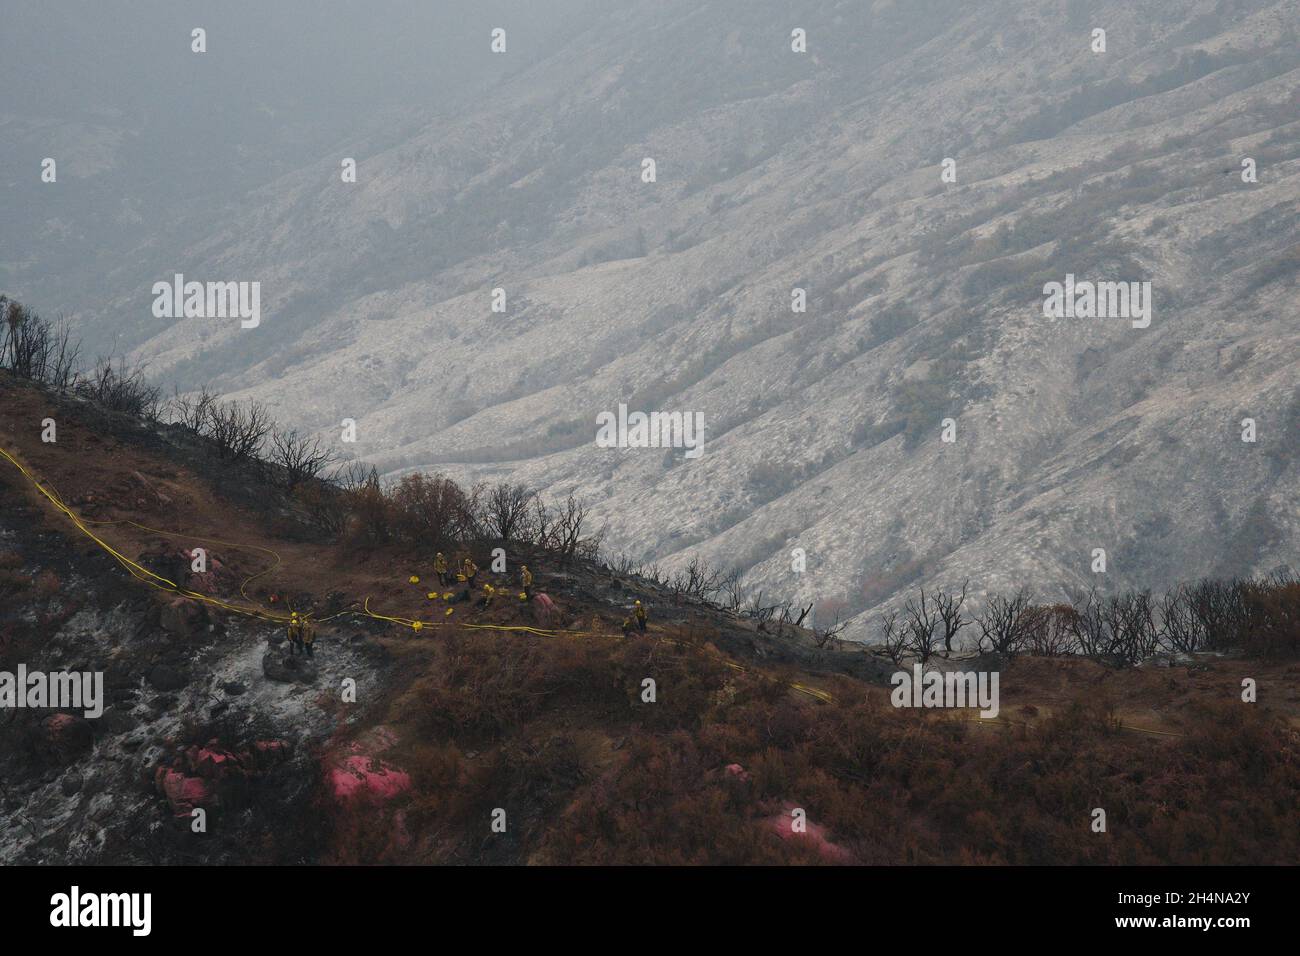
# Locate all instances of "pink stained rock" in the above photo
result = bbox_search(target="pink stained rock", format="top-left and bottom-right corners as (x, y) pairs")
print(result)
(247, 739), (289, 770)
(185, 744), (242, 779)
(156, 768), (211, 817)
(185, 547), (227, 592)
(327, 755), (412, 805)
(533, 592), (556, 626)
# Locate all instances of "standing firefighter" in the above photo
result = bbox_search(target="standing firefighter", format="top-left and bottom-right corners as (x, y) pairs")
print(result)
(301, 615), (317, 658)
(621, 615), (634, 637)
(434, 552), (449, 586)
(634, 600), (647, 633)
(462, 556), (479, 588)
(287, 612), (304, 655)
(520, 564), (534, 601)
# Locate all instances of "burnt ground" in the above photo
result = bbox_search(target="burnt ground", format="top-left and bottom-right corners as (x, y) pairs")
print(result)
(0, 373), (884, 863)
(0, 433), (394, 863)
(2, 372), (1297, 865)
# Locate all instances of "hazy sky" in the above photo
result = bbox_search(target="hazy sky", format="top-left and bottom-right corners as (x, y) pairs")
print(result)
(1, 0), (599, 349)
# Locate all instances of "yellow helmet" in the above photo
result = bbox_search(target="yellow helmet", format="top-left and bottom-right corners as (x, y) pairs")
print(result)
(634, 600), (641, 606)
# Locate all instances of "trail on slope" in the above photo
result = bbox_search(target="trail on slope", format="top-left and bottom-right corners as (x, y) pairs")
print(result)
(0, 442), (835, 703)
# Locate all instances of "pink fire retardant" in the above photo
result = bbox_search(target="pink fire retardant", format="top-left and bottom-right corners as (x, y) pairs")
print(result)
(768, 804), (854, 862)
(533, 592), (556, 626)
(327, 755), (412, 804)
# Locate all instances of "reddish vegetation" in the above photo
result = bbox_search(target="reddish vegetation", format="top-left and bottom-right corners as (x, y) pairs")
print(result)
(320, 729), (415, 862)
(33, 569), (61, 598)
(313, 630), (1300, 865)
(3, 374), (1298, 865)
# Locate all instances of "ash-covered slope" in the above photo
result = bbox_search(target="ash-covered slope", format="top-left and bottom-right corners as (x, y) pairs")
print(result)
(74, 0), (1300, 633)
(0, 372), (885, 864)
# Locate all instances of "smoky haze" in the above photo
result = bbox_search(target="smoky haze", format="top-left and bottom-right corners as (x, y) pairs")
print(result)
(1, 0), (600, 355)
(2, 0), (1297, 636)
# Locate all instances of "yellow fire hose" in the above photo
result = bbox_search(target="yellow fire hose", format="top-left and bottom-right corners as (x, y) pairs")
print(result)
(1, 443), (836, 703)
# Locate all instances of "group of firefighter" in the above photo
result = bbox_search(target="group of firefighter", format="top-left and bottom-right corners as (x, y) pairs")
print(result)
(285, 611), (316, 657)
(283, 554), (650, 651)
(429, 552), (531, 607)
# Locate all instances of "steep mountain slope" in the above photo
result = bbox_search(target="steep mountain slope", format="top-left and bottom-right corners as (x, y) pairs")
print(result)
(3, 374), (1298, 865)
(25, 0), (1300, 635)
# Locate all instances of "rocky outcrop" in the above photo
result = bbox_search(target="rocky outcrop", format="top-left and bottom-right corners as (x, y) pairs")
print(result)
(36, 714), (93, 764)
(159, 597), (207, 637)
(262, 651), (317, 684)
(153, 738), (292, 819)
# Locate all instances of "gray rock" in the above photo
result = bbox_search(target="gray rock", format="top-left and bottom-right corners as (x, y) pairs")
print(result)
(38, 714), (93, 763)
(159, 598), (206, 636)
(147, 664), (186, 692)
(262, 651), (317, 684)
(100, 707), (141, 735)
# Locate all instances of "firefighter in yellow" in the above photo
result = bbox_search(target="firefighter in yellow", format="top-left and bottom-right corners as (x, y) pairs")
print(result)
(621, 615), (634, 637)
(520, 565), (534, 601)
(634, 600), (647, 633)
(462, 556), (479, 588)
(434, 552), (449, 586)
(287, 612), (304, 655)
(478, 582), (496, 609)
(301, 615), (317, 658)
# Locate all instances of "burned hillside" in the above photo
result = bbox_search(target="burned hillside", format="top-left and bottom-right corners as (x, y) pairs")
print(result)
(2, 369), (1297, 864)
